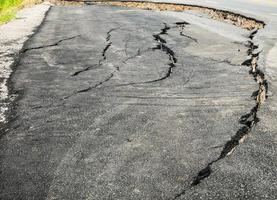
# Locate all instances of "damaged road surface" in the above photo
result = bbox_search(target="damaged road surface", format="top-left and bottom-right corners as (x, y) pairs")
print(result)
(1, 4), (276, 200)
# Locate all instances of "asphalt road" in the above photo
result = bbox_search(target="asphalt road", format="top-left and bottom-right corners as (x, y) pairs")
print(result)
(0, 4), (276, 200)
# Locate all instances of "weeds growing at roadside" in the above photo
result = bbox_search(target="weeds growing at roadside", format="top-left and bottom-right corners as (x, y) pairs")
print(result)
(0, 0), (22, 24)
(0, 0), (42, 24)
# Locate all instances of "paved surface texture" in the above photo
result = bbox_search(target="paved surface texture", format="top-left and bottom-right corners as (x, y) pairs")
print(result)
(0, 3), (276, 200)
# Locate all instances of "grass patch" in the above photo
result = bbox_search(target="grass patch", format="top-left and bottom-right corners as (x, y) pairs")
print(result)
(0, 8), (16, 24)
(0, 0), (22, 9)
(0, 0), (42, 24)
(0, 0), (22, 24)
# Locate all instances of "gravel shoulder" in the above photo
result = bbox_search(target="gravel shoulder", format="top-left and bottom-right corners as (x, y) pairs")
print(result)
(0, 2), (50, 125)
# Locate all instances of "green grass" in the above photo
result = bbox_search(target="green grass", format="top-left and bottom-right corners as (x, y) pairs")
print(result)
(0, 0), (22, 10)
(0, 0), (23, 24)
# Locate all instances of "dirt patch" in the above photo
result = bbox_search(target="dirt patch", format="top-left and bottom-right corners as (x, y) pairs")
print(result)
(48, 0), (85, 6)
(22, 0), (44, 8)
(94, 1), (264, 30)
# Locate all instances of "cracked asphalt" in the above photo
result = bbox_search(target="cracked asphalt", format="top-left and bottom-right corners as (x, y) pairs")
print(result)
(0, 4), (276, 200)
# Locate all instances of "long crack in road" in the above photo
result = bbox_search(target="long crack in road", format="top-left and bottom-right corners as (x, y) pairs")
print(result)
(0, 2), (276, 200)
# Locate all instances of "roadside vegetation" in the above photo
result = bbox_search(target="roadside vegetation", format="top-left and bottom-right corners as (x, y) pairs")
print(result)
(0, 0), (42, 24)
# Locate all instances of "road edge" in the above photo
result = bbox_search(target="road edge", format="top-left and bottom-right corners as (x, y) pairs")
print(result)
(0, 3), (52, 135)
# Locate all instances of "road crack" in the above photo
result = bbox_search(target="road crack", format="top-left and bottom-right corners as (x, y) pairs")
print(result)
(76, 73), (114, 93)
(22, 35), (80, 53)
(101, 21), (194, 87)
(64, 28), (120, 99)
(149, 23), (178, 82)
(71, 28), (119, 76)
(122, 48), (152, 63)
(175, 22), (198, 43)
(114, 22), (180, 86)
(63, 73), (114, 100)
(52, 2), (268, 198)
(172, 27), (268, 199)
